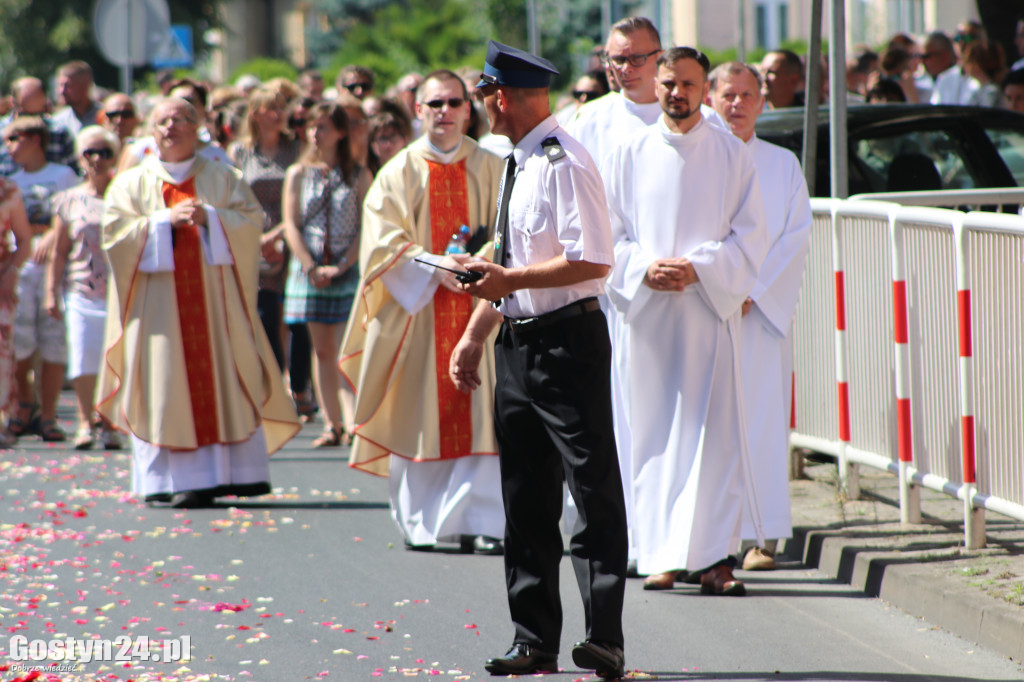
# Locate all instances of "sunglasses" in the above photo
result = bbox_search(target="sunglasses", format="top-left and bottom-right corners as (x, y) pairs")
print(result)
(424, 97), (466, 110)
(601, 49), (661, 68)
(344, 82), (372, 92)
(288, 116), (307, 128)
(105, 109), (135, 120)
(573, 90), (602, 102)
(82, 147), (115, 160)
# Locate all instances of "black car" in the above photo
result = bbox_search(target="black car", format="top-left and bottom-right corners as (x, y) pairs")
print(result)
(753, 104), (1024, 196)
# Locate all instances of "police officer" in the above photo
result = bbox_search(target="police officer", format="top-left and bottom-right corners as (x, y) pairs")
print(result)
(449, 41), (628, 679)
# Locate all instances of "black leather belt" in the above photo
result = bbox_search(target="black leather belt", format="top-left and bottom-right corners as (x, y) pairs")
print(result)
(505, 297), (600, 334)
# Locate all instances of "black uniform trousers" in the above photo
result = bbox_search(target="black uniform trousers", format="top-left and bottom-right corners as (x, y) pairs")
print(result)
(493, 306), (627, 654)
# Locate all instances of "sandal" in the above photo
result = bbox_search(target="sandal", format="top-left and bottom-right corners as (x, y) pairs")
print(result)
(38, 419), (66, 443)
(73, 426), (94, 450)
(8, 401), (38, 437)
(311, 425), (342, 448)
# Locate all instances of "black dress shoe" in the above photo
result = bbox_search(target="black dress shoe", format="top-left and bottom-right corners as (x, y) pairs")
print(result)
(403, 539), (434, 552)
(484, 643), (558, 675)
(572, 640), (625, 679)
(169, 491), (214, 508)
(473, 535), (504, 555)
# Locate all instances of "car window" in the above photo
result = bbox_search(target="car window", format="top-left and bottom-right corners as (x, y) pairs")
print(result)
(855, 129), (976, 192)
(982, 128), (1024, 186)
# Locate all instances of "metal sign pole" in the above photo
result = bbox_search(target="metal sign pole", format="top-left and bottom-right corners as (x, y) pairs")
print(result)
(801, 0), (822, 197)
(829, 0), (848, 199)
(124, 0), (134, 95)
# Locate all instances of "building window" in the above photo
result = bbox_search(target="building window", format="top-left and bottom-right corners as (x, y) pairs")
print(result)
(755, 0), (789, 50)
(888, 0), (924, 35)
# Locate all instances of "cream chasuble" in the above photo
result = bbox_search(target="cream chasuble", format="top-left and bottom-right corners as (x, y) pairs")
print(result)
(604, 117), (769, 575)
(98, 155), (300, 455)
(739, 137), (812, 541)
(340, 137), (503, 477)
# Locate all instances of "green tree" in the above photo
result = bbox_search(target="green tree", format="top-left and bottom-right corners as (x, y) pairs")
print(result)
(0, 0), (223, 93)
(310, 0), (491, 90)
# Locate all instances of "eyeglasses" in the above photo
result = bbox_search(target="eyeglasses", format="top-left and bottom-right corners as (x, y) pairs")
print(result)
(82, 147), (115, 160)
(573, 90), (602, 102)
(601, 49), (661, 68)
(4, 133), (21, 143)
(105, 109), (135, 120)
(424, 97), (466, 110)
(344, 82), (372, 92)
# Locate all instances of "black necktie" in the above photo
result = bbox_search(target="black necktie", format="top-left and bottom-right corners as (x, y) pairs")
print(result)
(494, 154), (516, 267)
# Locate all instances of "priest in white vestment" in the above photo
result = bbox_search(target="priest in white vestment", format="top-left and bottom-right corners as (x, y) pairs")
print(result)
(98, 98), (300, 509)
(564, 16), (663, 562)
(339, 70), (506, 553)
(708, 62), (813, 571)
(604, 48), (769, 595)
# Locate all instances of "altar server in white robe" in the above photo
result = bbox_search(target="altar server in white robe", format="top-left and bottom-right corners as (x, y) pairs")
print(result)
(564, 15), (663, 567)
(604, 47), (769, 595)
(707, 62), (812, 570)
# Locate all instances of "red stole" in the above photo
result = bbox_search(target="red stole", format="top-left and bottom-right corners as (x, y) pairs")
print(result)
(162, 178), (221, 448)
(426, 159), (473, 460)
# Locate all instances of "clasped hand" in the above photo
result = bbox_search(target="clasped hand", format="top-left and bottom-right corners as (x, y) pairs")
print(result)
(169, 199), (207, 229)
(644, 257), (697, 292)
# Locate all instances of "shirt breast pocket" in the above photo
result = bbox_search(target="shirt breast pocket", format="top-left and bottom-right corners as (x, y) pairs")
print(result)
(509, 210), (553, 263)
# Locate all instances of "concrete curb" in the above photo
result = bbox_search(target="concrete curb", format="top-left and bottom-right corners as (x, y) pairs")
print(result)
(783, 526), (1024, 662)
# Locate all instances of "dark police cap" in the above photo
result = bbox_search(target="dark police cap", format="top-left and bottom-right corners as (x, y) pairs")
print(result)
(477, 40), (559, 89)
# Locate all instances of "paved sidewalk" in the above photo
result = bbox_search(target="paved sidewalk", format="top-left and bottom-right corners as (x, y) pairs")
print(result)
(782, 457), (1024, 663)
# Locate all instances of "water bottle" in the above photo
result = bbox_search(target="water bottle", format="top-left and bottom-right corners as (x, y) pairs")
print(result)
(444, 224), (471, 255)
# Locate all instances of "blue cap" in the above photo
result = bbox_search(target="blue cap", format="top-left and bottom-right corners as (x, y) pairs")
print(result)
(477, 40), (559, 89)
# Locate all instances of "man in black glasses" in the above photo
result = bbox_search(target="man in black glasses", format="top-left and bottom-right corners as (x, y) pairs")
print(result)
(340, 69), (506, 556)
(100, 93), (139, 153)
(564, 16), (664, 581)
(569, 16), (663, 169)
(337, 64), (375, 100)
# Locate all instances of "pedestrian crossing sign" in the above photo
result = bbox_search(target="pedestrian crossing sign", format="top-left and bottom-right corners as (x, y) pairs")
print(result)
(152, 24), (193, 68)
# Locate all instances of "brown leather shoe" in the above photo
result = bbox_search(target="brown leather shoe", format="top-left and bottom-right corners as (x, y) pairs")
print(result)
(700, 565), (746, 596)
(642, 570), (678, 590)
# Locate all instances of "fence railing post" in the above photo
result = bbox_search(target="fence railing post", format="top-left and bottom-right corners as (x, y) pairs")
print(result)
(954, 218), (985, 549)
(890, 209), (921, 524)
(833, 209), (859, 499)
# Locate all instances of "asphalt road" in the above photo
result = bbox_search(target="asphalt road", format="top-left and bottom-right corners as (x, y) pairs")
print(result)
(1, 415), (1023, 681)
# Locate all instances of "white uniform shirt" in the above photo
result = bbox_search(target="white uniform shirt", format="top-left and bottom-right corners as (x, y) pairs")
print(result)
(498, 115), (614, 318)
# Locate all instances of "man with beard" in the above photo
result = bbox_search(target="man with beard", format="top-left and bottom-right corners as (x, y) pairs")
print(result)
(602, 47), (768, 594)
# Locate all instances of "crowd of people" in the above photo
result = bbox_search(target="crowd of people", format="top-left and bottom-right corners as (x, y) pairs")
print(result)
(0, 14), (1018, 678)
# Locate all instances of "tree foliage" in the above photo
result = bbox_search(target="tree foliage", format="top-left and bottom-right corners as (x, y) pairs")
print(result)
(310, 0), (491, 90)
(230, 58), (300, 85)
(307, 0), (605, 94)
(0, 0), (223, 93)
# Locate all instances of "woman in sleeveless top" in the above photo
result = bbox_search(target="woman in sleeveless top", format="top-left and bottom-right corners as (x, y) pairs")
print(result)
(282, 102), (371, 448)
(44, 126), (122, 450)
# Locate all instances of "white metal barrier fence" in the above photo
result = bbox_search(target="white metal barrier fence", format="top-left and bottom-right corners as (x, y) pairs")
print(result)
(792, 195), (1024, 548)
